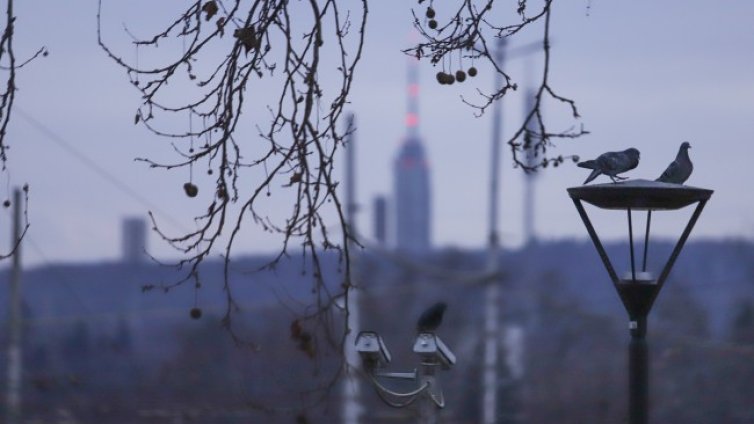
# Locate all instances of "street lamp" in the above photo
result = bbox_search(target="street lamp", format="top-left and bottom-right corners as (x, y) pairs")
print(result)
(567, 179), (713, 424)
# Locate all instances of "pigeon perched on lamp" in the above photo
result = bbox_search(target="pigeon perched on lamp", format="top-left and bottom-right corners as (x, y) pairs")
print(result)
(416, 302), (447, 333)
(578, 148), (641, 184)
(656, 142), (693, 184)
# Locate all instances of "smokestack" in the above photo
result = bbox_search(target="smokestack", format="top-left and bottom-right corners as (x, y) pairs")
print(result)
(373, 196), (387, 246)
(122, 217), (147, 264)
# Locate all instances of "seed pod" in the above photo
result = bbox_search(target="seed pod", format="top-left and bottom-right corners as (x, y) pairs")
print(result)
(426, 7), (436, 18)
(455, 70), (467, 82)
(436, 71), (447, 84)
(190, 307), (202, 319)
(428, 19), (438, 30)
(216, 187), (227, 200)
(468, 66), (478, 77)
(183, 182), (199, 198)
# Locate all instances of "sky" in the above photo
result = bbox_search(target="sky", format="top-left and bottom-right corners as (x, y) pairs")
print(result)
(2, 0), (754, 267)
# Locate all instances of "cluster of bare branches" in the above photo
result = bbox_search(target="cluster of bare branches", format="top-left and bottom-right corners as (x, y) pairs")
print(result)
(97, 0), (589, 359)
(0, 0), (44, 259)
(93, 0), (594, 413)
(0, 0), (46, 168)
(406, 0), (586, 170)
(97, 0), (367, 350)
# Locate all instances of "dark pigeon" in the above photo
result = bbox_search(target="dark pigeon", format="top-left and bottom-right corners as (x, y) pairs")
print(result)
(416, 302), (447, 333)
(656, 142), (693, 184)
(578, 148), (640, 184)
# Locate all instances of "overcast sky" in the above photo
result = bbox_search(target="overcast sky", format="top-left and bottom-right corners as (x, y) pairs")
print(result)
(2, 1), (753, 267)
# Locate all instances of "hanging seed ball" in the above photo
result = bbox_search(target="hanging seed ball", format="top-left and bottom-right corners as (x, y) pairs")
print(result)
(428, 19), (438, 30)
(455, 70), (467, 82)
(183, 182), (199, 198)
(217, 187), (227, 200)
(468, 66), (478, 77)
(207, 169), (213, 175)
(190, 307), (202, 320)
(3, 200), (10, 208)
(436, 71), (447, 84)
(426, 7), (436, 18)
(446, 73), (456, 85)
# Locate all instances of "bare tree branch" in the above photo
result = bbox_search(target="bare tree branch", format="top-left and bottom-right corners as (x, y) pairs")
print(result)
(406, 0), (586, 171)
(97, 0), (367, 360)
(0, 0), (44, 260)
(0, 0), (46, 169)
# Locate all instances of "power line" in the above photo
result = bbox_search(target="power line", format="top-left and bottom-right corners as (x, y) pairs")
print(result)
(15, 108), (188, 233)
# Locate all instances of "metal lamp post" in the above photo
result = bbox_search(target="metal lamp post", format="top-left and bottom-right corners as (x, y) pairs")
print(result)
(567, 179), (712, 424)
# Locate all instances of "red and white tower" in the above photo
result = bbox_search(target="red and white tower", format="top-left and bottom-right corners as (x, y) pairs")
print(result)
(394, 55), (431, 252)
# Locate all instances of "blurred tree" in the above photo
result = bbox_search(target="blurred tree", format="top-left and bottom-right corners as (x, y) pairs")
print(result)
(730, 299), (754, 345)
(112, 317), (133, 354)
(61, 321), (92, 364)
(525, 270), (624, 423)
(655, 281), (709, 338)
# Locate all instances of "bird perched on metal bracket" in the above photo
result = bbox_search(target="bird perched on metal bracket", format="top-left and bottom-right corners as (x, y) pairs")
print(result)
(656, 141), (693, 184)
(578, 148), (640, 184)
(416, 302), (448, 333)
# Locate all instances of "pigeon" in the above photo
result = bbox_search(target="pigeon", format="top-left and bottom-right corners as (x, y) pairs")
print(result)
(578, 148), (640, 184)
(416, 302), (447, 333)
(656, 142), (693, 184)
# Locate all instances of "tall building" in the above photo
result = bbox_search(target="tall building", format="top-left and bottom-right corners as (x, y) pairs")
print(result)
(122, 217), (147, 264)
(393, 57), (431, 252)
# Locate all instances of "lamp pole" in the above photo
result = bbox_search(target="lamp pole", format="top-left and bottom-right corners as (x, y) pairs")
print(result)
(568, 179), (712, 424)
(6, 188), (23, 424)
(629, 316), (648, 424)
(342, 113), (362, 424)
(483, 36), (505, 424)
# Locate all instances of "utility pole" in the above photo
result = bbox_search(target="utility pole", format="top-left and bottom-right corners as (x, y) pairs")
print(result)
(483, 37), (506, 424)
(6, 188), (24, 424)
(342, 113), (362, 424)
(522, 87), (538, 247)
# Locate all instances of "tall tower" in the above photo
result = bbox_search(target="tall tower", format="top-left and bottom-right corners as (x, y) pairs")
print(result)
(393, 56), (431, 252)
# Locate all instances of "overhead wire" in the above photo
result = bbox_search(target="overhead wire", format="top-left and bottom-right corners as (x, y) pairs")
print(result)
(15, 107), (188, 233)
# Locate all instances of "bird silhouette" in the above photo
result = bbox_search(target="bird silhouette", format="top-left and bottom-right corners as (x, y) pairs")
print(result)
(578, 148), (640, 184)
(656, 142), (693, 184)
(416, 302), (447, 333)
